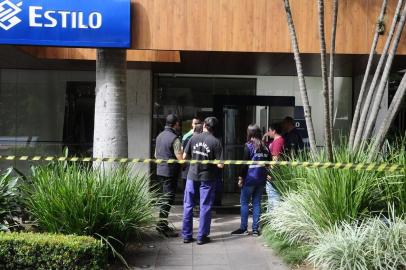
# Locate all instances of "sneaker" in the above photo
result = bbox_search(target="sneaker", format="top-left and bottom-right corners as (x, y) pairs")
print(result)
(252, 230), (260, 236)
(197, 236), (211, 245)
(231, 228), (249, 235)
(183, 238), (194, 244)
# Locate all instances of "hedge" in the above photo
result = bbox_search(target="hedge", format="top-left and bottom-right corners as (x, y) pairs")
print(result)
(0, 232), (107, 270)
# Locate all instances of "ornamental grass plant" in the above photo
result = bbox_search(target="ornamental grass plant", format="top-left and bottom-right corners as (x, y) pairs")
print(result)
(25, 162), (161, 254)
(380, 139), (406, 215)
(263, 192), (322, 245)
(263, 139), (406, 269)
(308, 215), (406, 270)
(0, 168), (23, 231)
(270, 143), (384, 231)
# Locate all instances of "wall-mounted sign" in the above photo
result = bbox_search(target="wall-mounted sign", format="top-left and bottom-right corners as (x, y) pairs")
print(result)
(0, 0), (130, 48)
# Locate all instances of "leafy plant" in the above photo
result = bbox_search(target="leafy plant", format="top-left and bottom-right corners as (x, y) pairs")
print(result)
(308, 215), (406, 270)
(25, 162), (161, 259)
(263, 192), (323, 245)
(262, 139), (406, 268)
(270, 150), (309, 196)
(0, 168), (22, 231)
(262, 225), (311, 265)
(380, 139), (406, 215)
(0, 232), (107, 270)
(270, 144), (384, 230)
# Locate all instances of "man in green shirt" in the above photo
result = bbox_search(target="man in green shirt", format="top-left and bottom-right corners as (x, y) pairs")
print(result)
(182, 118), (202, 144)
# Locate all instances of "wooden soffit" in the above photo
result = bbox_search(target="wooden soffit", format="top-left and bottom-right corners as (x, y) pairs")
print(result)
(132, 0), (406, 55)
(17, 47), (181, 63)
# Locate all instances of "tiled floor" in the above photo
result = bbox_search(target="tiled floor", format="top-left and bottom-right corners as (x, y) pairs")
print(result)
(122, 206), (289, 270)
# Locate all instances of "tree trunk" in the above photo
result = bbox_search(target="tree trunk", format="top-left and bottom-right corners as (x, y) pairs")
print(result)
(317, 0), (334, 161)
(93, 49), (128, 170)
(353, 0), (404, 151)
(328, 0), (338, 136)
(362, 3), (406, 141)
(283, 0), (318, 156)
(349, 0), (388, 149)
(370, 73), (406, 158)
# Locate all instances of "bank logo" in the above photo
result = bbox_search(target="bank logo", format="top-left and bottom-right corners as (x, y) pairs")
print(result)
(0, 0), (22, 30)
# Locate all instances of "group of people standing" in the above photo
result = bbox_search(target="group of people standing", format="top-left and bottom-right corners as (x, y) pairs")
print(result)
(155, 114), (303, 245)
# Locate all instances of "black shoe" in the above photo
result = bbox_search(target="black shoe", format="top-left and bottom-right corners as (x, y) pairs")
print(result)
(252, 230), (260, 236)
(231, 228), (249, 235)
(197, 236), (211, 245)
(183, 238), (194, 244)
(157, 226), (179, 238)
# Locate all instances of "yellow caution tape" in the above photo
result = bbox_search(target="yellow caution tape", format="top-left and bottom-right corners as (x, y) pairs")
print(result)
(0, 155), (404, 173)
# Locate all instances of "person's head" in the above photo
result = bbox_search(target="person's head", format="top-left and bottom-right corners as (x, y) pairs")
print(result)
(193, 123), (203, 134)
(269, 123), (283, 138)
(203, 117), (218, 133)
(247, 124), (264, 150)
(191, 118), (201, 129)
(247, 124), (262, 142)
(282, 117), (295, 133)
(166, 114), (181, 131)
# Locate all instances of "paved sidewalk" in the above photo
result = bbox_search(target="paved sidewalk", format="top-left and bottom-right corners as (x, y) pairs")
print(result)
(123, 206), (289, 270)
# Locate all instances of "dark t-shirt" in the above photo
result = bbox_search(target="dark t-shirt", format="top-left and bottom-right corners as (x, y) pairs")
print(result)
(185, 132), (223, 181)
(283, 128), (304, 153)
(181, 135), (192, 179)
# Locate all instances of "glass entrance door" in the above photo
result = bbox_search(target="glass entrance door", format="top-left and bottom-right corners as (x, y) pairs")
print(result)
(223, 105), (255, 193)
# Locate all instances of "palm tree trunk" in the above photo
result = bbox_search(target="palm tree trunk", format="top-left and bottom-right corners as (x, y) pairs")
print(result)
(328, 0), (338, 136)
(370, 73), (406, 158)
(349, 0), (388, 149)
(317, 0), (334, 161)
(93, 49), (128, 170)
(362, 3), (406, 141)
(353, 0), (404, 151)
(283, 0), (318, 156)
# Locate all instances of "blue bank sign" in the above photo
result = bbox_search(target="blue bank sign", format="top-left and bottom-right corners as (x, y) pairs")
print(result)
(0, 0), (130, 48)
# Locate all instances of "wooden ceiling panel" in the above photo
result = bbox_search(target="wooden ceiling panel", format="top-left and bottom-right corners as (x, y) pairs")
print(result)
(17, 47), (181, 63)
(132, 0), (406, 54)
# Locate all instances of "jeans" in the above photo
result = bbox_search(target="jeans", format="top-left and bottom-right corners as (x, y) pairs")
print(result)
(240, 184), (265, 232)
(266, 181), (280, 212)
(158, 175), (178, 229)
(182, 179), (216, 240)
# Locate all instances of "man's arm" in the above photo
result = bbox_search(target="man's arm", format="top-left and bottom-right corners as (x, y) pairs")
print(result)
(173, 138), (183, 161)
(216, 141), (224, 169)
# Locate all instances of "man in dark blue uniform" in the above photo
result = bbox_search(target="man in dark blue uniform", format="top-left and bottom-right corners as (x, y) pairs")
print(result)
(182, 117), (224, 245)
(155, 114), (183, 237)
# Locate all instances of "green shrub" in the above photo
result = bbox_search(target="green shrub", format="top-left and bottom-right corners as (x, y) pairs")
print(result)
(263, 192), (322, 245)
(262, 224), (311, 265)
(270, 150), (309, 196)
(301, 166), (382, 229)
(25, 163), (160, 253)
(269, 145), (384, 231)
(308, 216), (406, 270)
(0, 168), (22, 231)
(380, 139), (406, 215)
(0, 232), (107, 270)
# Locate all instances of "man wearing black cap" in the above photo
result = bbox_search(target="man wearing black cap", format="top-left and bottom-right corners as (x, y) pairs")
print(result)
(155, 114), (183, 237)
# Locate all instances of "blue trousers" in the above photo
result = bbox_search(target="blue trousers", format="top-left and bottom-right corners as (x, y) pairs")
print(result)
(266, 181), (280, 212)
(240, 184), (265, 231)
(182, 179), (216, 240)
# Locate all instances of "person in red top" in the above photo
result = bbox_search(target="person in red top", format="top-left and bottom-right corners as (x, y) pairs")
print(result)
(264, 123), (285, 212)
